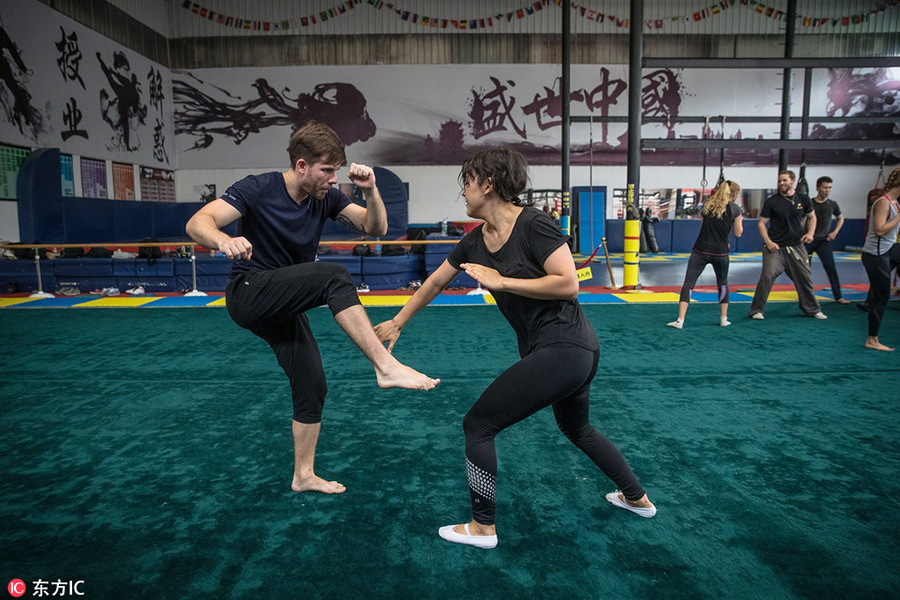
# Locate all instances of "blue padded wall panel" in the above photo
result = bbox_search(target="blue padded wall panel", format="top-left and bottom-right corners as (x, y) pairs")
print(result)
(113, 202), (154, 241)
(175, 258), (233, 276)
(423, 234), (475, 287)
(372, 167), (408, 240)
(137, 258), (175, 276)
(17, 148), (65, 242)
(671, 220), (702, 252)
(316, 255), (362, 276)
(65, 198), (117, 243)
(320, 166), (408, 239)
(113, 261), (136, 276)
(651, 219), (673, 253)
(0, 260), (53, 292)
(832, 219), (866, 250)
(364, 272), (420, 290)
(115, 275), (177, 292)
(149, 202), (200, 240)
(735, 219), (763, 252)
(605, 220), (625, 252)
(56, 277), (118, 292)
(360, 255), (423, 275)
(53, 259), (114, 277)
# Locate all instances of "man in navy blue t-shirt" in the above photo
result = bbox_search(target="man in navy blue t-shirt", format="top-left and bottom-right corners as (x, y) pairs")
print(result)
(186, 121), (439, 495)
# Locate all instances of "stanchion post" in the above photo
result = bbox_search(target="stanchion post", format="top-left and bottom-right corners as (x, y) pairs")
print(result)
(183, 246), (208, 297)
(29, 247), (54, 298)
(601, 237), (618, 289)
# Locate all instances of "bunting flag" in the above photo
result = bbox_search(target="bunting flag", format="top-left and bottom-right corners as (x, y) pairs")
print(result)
(179, 0), (897, 32)
(179, 0), (359, 30)
(739, 0), (899, 27)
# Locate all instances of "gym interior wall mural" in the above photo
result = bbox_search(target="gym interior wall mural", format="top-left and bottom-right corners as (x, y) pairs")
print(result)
(173, 63), (900, 170)
(0, 1), (173, 168)
(1, 0), (897, 174)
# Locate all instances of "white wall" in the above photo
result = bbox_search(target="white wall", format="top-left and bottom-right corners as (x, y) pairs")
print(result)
(0, 202), (19, 241)
(176, 162), (883, 225)
(2, 0), (896, 241)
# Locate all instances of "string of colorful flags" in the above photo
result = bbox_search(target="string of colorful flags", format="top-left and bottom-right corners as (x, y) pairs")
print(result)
(180, 0), (899, 32)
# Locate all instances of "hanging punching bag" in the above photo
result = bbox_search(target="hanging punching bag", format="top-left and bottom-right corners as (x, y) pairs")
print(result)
(642, 210), (660, 253)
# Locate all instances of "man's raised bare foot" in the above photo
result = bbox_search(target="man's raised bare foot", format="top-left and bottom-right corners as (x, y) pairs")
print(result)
(376, 361), (439, 390)
(836, 298), (850, 304)
(291, 475), (346, 494)
(865, 338), (895, 352)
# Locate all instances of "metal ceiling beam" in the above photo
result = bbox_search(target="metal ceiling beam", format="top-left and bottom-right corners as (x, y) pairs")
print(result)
(642, 57), (900, 69)
(641, 139), (899, 150)
(778, 0), (799, 170)
(570, 116), (900, 124)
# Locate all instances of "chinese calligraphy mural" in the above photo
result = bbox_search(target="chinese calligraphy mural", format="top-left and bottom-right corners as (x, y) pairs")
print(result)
(0, 1), (172, 167)
(812, 67), (900, 141)
(173, 75), (376, 150)
(1, 0), (898, 178)
(97, 51), (148, 152)
(0, 24), (46, 141)
(166, 63), (884, 169)
(55, 27), (84, 89)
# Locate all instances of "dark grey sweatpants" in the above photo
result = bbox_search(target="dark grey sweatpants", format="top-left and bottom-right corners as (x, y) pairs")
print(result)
(749, 244), (822, 316)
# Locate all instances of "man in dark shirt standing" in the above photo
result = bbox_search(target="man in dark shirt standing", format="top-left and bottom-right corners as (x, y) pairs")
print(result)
(748, 170), (827, 320)
(186, 121), (439, 495)
(806, 176), (850, 304)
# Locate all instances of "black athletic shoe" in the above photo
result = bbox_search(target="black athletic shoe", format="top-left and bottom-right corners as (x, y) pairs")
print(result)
(857, 302), (870, 312)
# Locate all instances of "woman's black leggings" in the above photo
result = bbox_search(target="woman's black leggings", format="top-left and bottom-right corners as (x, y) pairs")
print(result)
(462, 343), (646, 525)
(679, 251), (730, 304)
(861, 243), (900, 337)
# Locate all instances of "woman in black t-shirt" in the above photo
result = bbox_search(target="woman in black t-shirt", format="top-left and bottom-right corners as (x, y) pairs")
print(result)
(375, 147), (655, 550)
(667, 180), (744, 329)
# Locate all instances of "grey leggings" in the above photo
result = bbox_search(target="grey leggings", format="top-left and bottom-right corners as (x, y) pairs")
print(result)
(679, 251), (730, 304)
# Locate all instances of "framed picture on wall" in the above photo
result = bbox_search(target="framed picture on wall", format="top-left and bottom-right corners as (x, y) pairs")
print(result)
(112, 162), (136, 200)
(60, 154), (75, 197)
(139, 167), (175, 202)
(80, 157), (108, 199)
(0, 143), (31, 200)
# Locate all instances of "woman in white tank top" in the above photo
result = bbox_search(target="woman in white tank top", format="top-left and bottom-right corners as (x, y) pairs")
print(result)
(861, 166), (900, 351)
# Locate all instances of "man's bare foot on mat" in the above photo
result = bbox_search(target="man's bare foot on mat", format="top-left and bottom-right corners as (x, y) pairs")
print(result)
(865, 337), (895, 352)
(292, 475), (346, 494)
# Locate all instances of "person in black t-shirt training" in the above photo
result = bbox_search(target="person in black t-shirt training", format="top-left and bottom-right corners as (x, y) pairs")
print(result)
(375, 147), (655, 550)
(667, 180), (744, 329)
(186, 121), (439, 496)
(748, 170), (827, 320)
(805, 176), (850, 304)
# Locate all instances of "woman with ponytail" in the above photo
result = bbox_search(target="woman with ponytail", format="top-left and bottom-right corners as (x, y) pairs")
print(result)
(667, 180), (744, 329)
(861, 166), (900, 351)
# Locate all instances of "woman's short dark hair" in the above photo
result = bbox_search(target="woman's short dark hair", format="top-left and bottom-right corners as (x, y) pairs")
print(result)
(459, 147), (530, 204)
(287, 121), (346, 168)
